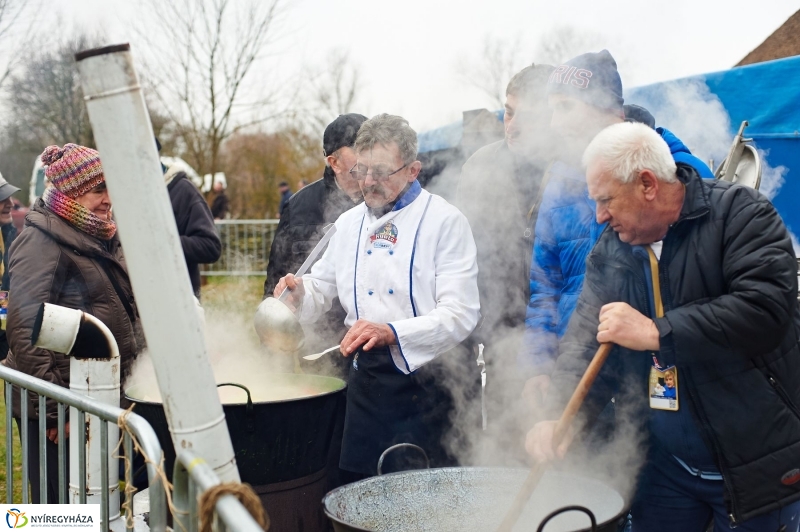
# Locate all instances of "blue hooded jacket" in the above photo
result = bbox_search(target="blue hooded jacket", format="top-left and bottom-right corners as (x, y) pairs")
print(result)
(520, 127), (712, 375)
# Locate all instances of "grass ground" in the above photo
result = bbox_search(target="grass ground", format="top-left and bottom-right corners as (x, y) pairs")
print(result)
(0, 396), (24, 503)
(201, 275), (264, 315)
(0, 275), (263, 504)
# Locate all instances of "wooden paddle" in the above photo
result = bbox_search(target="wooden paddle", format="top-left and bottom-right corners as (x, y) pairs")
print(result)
(495, 342), (614, 532)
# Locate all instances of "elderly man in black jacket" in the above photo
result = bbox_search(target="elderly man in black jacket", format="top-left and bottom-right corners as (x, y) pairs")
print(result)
(264, 113), (367, 371)
(526, 122), (800, 531)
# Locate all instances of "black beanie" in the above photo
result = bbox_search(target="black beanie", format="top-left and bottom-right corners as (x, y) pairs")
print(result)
(624, 104), (656, 129)
(546, 50), (624, 114)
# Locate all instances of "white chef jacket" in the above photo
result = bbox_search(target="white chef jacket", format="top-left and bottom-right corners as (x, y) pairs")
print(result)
(297, 183), (480, 374)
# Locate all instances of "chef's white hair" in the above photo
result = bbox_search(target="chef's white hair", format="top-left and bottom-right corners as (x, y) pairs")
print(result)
(582, 122), (678, 184)
(355, 113), (418, 165)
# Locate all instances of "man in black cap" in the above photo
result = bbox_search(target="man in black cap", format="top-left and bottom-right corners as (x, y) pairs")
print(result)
(263, 113), (366, 494)
(264, 113), (367, 371)
(0, 173), (20, 359)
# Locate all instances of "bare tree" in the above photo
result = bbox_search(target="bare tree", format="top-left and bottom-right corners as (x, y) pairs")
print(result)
(0, 0), (40, 88)
(0, 34), (102, 200)
(6, 36), (98, 148)
(137, 0), (286, 176)
(534, 26), (607, 66)
(455, 34), (527, 109)
(307, 48), (363, 130)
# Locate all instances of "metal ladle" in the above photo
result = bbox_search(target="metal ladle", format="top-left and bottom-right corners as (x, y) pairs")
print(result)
(254, 225), (337, 353)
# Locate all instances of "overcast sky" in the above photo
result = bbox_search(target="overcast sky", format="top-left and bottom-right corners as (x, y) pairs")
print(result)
(44, 0), (798, 132)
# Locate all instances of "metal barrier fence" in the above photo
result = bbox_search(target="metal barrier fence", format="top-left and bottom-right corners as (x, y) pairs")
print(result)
(0, 364), (167, 531)
(173, 450), (263, 532)
(0, 365), (265, 532)
(204, 220), (279, 276)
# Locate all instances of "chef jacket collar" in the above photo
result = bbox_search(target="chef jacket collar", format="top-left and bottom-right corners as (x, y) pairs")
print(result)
(391, 179), (422, 211)
(367, 180), (422, 218)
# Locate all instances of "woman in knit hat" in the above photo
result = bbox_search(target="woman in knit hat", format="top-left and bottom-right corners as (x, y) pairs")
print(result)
(5, 143), (143, 503)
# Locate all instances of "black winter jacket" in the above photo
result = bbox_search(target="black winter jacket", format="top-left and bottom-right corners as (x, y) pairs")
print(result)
(547, 165), (800, 523)
(168, 172), (222, 296)
(264, 169), (359, 356)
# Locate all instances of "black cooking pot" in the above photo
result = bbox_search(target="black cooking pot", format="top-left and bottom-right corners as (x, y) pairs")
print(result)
(126, 373), (346, 485)
(323, 467), (626, 532)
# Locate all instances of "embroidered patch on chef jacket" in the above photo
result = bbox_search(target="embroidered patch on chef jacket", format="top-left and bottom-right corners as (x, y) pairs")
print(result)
(370, 220), (398, 249)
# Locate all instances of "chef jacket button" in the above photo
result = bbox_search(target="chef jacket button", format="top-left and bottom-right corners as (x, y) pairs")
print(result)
(389, 250), (394, 255)
(367, 250), (372, 255)
(368, 290), (374, 295)
(388, 289), (394, 294)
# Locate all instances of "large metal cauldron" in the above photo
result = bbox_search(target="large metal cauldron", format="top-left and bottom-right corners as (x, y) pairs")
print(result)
(126, 373), (346, 483)
(127, 373), (346, 531)
(323, 468), (626, 532)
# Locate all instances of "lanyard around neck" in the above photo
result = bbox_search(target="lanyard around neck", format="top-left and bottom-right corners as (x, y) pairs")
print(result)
(646, 246), (664, 319)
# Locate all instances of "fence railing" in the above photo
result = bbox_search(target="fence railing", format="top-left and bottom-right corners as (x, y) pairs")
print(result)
(173, 450), (264, 532)
(204, 220), (279, 277)
(0, 364), (167, 531)
(0, 365), (267, 532)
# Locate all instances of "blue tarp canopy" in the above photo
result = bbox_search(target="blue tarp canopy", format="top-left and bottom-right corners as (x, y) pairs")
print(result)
(419, 55), (800, 231)
(626, 55), (800, 234)
(418, 120), (464, 153)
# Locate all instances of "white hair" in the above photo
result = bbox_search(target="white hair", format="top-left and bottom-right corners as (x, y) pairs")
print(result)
(582, 122), (677, 183)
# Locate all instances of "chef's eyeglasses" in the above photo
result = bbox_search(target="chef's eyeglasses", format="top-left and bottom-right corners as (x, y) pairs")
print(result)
(349, 163), (408, 181)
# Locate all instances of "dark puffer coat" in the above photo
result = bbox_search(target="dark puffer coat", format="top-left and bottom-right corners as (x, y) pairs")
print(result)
(167, 172), (221, 296)
(5, 201), (142, 425)
(546, 165), (800, 523)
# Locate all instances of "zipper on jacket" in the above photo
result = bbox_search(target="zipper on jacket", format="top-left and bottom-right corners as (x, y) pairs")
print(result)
(656, 236), (741, 524)
(679, 371), (741, 523)
(624, 236), (741, 524)
(768, 375), (800, 419)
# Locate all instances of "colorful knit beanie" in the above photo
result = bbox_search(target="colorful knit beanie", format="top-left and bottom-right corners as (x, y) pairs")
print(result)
(40, 144), (116, 240)
(41, 144), (105, 198)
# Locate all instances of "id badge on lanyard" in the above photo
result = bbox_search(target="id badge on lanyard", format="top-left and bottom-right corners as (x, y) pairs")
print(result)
(647, 247), (678, 411)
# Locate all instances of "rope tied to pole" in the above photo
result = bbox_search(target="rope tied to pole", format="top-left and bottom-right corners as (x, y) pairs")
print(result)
(115, 405), (269, 531)
(198, 483), (269, 532)
(114, 405), (187, 532)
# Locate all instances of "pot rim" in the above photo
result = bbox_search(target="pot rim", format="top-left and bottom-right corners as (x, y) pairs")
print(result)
(124, 372), (347, 406)
(322, 466), (629, 532)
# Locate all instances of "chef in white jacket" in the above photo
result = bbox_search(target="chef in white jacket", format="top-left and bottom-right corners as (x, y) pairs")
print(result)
(275, 113), (481, 477)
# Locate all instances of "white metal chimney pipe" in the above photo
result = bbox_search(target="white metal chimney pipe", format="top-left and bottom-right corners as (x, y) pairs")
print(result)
(74, 44), (239, 482)
(32, 304), (121, 523)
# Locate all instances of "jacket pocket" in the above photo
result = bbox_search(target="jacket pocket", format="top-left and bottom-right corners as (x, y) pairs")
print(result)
(765, 372), (800, 420)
